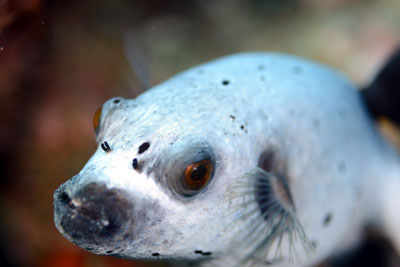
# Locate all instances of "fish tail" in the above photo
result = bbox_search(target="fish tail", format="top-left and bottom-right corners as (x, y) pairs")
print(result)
(362, 47), (400, 126)
(362, 48), (400, 255)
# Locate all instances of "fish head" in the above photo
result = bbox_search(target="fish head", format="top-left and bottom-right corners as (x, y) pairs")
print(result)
(53, 95), (243, 261)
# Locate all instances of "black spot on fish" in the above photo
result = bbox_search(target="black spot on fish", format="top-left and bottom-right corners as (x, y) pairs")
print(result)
(113, 99), (120, 104)
(106, 250), (113, 254)
(152, 253), (160, 257)
(313, 118), (320, 127)
(138, 142), (150, 154)
(194, 250), (212, 256)
(339, 108), (347, 118)
(101, 141), (111, 152)
(324, 213), (333, 226)
(132, 158), (138, 170)
(222, 80), (230, 86)
(311, 240), (318, 248)
(338, 162), (346, 173)
(293, 65), (302, 74)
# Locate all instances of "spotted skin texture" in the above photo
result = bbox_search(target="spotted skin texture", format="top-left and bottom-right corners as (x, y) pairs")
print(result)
(54, 53), (400, 266)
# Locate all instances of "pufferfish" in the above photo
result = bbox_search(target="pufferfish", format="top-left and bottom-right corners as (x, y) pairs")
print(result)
(53, 50), (400, 266)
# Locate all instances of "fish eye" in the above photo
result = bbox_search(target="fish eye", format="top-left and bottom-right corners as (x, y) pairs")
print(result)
(183, 159), (213, 193)
(93, 106), (103, 132)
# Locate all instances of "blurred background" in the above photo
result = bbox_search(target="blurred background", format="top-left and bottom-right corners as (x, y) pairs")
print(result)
(1, 0), (400, 266)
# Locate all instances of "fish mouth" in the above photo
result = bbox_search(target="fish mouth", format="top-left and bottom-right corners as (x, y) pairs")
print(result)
(53, 182), (134, 253)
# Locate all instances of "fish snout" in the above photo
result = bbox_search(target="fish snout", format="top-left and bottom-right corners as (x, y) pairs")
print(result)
(54, 182), (133, 250)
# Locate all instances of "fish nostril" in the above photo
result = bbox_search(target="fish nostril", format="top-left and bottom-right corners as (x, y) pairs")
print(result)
(58, 191), (76, 209)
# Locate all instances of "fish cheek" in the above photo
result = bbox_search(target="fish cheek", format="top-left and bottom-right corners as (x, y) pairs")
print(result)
(107, 198), (169, 257)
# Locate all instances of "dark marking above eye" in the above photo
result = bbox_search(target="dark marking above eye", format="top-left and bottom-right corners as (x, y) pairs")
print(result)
(323, 213), (333, 226)
(101, 141), (111, 152)
(222, 80), (230, 85)
(152, 253), (160, 257)
(138, 142), (150, 154)
(113, 99), (120, 104)
(132, 158), (138, 170)
(230, 115), (235, 120)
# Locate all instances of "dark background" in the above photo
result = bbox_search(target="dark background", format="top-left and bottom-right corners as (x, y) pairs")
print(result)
(1, 0), (400, 266)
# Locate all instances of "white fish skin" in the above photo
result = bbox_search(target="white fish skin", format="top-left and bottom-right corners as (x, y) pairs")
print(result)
(53, 52), (400, 266)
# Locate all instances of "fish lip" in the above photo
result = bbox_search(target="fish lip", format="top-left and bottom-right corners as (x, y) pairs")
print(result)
(53, 182), (134, 250)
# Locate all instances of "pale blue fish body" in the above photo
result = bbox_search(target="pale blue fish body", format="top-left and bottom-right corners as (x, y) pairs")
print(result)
(54, 53), (400, 266)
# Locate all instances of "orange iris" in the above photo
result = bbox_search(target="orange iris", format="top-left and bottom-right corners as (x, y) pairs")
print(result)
(184, 159), (213, 191)
(93, 106), (102, 131)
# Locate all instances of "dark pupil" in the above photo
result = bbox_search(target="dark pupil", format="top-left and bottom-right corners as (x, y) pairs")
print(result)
(190, 165), (206, 181)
